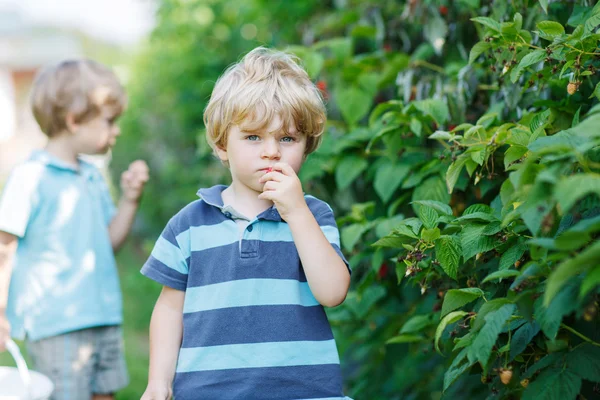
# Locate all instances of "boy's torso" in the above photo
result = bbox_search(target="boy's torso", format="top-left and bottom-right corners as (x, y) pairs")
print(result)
(1, 150), (122, 340)
(143, 185), (346, 399)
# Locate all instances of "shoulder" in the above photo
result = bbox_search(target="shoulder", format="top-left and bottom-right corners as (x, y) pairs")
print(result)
(304, 194), (334, 218)
(7, 159), (47, 182)
(165, 198), (221, 236)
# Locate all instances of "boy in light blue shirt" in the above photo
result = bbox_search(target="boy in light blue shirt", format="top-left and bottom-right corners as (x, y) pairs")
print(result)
(140, 47), (352, 400)
(0, 59), (149, 400)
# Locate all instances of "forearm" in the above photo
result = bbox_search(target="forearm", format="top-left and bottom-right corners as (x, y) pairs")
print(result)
(286, 207), (350, 307)
(0, 233), (17, 313)
(108, 198), (139, 252)
(147, 288), (184, 385)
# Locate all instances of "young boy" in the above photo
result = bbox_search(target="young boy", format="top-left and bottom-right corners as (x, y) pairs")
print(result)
(140, 47), (352, 400)
(0, 59), (149, 400)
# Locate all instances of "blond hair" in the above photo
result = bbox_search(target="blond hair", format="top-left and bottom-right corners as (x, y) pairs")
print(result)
(204, 47), (326, 155)
(30, 59), (127, 137)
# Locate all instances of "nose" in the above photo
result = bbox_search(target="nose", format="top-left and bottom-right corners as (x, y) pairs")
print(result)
(261, 137), (280, 160)
(112, 125), (121, 137)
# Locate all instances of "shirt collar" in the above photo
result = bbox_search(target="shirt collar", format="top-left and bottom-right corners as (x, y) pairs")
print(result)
(197, 185), (283, 222)
(30, 149), (92, 175)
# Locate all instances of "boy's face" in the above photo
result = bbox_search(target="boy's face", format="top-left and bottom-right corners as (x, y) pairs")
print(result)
(216, 114), (307, 194)
(71, 106), (121, 155)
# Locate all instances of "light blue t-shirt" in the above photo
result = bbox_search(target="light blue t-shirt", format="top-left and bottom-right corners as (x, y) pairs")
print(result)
(0, 150), (122, 341)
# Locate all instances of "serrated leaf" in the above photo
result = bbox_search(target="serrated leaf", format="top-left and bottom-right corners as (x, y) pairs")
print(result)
(429, 130), (453, 140)
(535, 282), (578, 339)
(510, 321), (541, 361)
(530, 109), (552, 132)
(374, 162), (410, 203)
(482, 269), (521, 283)
(554, 174), (600, 214)
(412, 200), (453, 216)
(412, 99), (450, 124)
(400, 313), (438, 334)
(441, 288), (484, 317)
(536, 21), (565, 39)
(443, 348), (475, 391)
(446, 155), (468, 194)
(545, 240), (600, 306)
(500, 242), (527, 270)
(371, 235), (409, 248)
(416, 205), (438, 229)
(566, 344), (600, 382)
(421, 227), (441, 242)
(511, 50), (546, 83)
(460, 224), (497, 261)
(335, 86), (373, 125)
(581, 266), (600, 297)
(471, 17), (501, 32)
(469, 41), (492, 64)
(435, 236), (461, 280)
(523, 353), (563, 379)
(435, 311), (468, 354)
(463, 204), (494, 215)
(522, 368), (581, 400)
(335, 156), (368, 190)
(468, 304), (516, 366)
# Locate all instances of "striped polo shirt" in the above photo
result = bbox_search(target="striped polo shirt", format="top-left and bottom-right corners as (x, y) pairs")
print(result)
(141, 185), (351, 400)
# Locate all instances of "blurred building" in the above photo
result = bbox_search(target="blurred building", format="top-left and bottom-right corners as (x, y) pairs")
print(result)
(0, 9), (83, 182)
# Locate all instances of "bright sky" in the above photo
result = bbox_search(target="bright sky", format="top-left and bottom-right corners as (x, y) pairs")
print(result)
(0, 0), (156, 45)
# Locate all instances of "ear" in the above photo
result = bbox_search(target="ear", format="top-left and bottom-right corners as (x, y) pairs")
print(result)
(65, 113), (79, 133)
(215, 145), (228, 162)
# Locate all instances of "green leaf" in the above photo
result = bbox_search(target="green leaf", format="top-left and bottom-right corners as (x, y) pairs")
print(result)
(456, 212), (497, 223)
(566, 344), (600, 382)
(416, 205), (438, 229)
(412, 99), (450, 125)
(591, 82), (600, 101)
(460, 224), (497, 261)
(374, 162), (410, 203)
(410, 118), (423, 137)
(468, 304), (516, 366)
(511, 50), (546, 83)
(386, 334), (425, 344)
(536, 21), (565, 40)
(473, 298), (513, 331)
(504, 146), (528, 169)
(435, 236), (462, 280)
(482, 269), (521, 283)
(539, 0), (548, 14)
(469, 41), (492, 64)
(412, 200), (453, 216)
(340, 223), (369, 252)
(585, 11), (600, 33)
(446, 155), (468, 194)
(335, 86), (373, 125)
(554, 174), (600, 214)
(371, 235), (409, 248)
(581, 266), (600, 297)
(535, 283), (579, 339)
(429, 130), (453, 140)
(335, 156), (368, 190)
(522, 369), (581, 400)
(400, 313), (438, 334)
(545, 240), (600, 306)
(441, 288), (484, 317)
(500, 242), (527, 270)
(412, 176), (451, 205)
(523, 353), (563, 379)
(435, 311), (468, 354)
(443, 348), (475, 391)
(471, 17), (501, 32)
(510, 322), (541, 361)
(421, 227), (441, 242)
(530, 109), (552, 132)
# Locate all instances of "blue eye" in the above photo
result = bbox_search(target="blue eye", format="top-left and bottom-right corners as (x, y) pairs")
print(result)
(281, 136), (295, 143)
(246, 135), (260, 141)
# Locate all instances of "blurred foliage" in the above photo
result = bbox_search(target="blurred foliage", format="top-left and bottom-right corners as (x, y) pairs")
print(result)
(116, 0), (600, 399)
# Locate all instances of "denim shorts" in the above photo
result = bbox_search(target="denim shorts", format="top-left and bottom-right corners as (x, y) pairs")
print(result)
(26, 325), (129, 400)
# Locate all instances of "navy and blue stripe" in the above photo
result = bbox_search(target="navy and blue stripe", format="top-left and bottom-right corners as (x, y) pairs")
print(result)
(141, 185), (350, 400)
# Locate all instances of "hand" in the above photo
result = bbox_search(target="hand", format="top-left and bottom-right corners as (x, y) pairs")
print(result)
(140, 381), (172, 400)
(121, 160), (149, 203)
(0, 312), (10, 352)
(258, 162), (308, 220)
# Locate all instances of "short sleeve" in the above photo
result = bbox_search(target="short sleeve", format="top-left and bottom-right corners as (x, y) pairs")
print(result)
(0, 163), (44, 238)
(141, 219), (189, 291)
(314, 203), (351, 275)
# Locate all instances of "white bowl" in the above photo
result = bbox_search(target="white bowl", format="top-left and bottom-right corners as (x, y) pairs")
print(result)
(0, 366), (54, 400)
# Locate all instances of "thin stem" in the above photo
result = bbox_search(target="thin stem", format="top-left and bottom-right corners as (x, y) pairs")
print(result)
(560, 323), (600, 347)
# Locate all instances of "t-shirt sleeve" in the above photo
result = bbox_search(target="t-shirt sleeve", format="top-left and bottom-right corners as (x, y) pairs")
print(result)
(314, 203), (351, 275)
(141, 218), (189, 291)
(0, 163), (43, 238)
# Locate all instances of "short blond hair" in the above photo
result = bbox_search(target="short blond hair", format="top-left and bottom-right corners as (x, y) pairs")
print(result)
(204, 47), (326, 155)
(31, 59), (127, 137)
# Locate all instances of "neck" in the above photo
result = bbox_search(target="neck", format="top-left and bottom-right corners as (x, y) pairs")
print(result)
(223, 180), (273, 219)
(44, 133), (79, 167)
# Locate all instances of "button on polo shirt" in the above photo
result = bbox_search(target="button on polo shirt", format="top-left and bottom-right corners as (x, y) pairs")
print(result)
(141, 184), (351, 400)
(0, 150), (122, 340)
